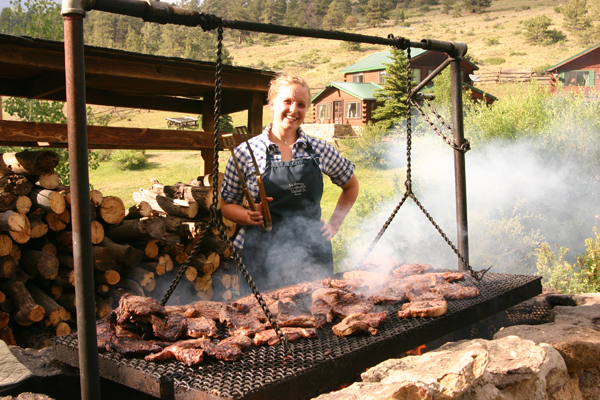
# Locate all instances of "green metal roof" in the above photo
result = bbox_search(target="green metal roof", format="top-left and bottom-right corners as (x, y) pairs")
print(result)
(312, 82), (382, 102)
(462, 82), (498, 101)
(545, 43), (600, 71)
(340, 49), (479, 74)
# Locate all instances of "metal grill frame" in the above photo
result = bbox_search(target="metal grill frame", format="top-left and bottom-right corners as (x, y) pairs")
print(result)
(53, 272), (542, 400)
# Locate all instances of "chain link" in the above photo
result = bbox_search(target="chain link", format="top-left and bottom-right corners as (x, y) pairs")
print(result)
(363, 45), (488, 282)
(160, 26), (290, 348)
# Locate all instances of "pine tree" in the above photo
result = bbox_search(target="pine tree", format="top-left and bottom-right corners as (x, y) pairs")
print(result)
(322, 0), (350, 29)
(372, 48), (409, 132)
(364, 0), (389, 28)
(461, 0), (492, 14)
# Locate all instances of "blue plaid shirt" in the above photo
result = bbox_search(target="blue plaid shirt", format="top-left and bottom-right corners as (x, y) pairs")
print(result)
(220, 124), (355, 249)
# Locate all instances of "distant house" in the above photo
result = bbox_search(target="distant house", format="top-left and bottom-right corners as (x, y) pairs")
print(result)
(545, 43), (600, 97)
(311, 49), (496, 127)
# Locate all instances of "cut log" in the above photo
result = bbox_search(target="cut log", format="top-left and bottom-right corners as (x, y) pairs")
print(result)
(56, 185), (71, 208)
(138, 254), (172, 275)
(202, 252), (220, 275)
(94, 269), (120, 286)
(132, 240), (159, 259)
(124, 201), (152, 220)
(91, 220), (105, 244)
(54, 269), (74, 287)
(99, 195), (125, 225)
(124, 265), (156, 292)
(0, 234), (12, 257)
(56, 292), (76, 311)
(8, 216), (30, 244)
(194, 274), (213, 298)
(56, 252), (74, 269)
(29, 215), (49, 239)
(158, 232), (181, 247)
(0, 193), (16, 212)
(27, 186), (65, 214)
(8, 245), (20, 264)
(0, 310), (9, 329)
(133, 188), (198, 218)
(89, 189), (104, 207)
(0, 175), (33, 196)
(1, 272), (45, 325)
(187, 253), (207, 275)
(184, 265), (198, 282)
(96, 284), (110, 296)
(23, 237), (57, 255)
(201, 172), (224, 189)
(20, 249), (59, 280)
(34, 171), (60, 190)
(15, 195), (32, 214)
(113, 278), (145, 297)
(0, 210), (28, 233)
(0, 290), (5, 304)
(45, 209), (70, 232)
(99, 236), (143, 266)
(0, 255), (17, 279)
(0, 150), (59, 176)
(95, 297), (113, 319)
(55, 321), (71, 337)
(26, 283), (67, 326)
(92, 246), (117, 271)
(195, 235), (227, 255)
(104, 217), (166, 242)
(49, 230), (73, 252)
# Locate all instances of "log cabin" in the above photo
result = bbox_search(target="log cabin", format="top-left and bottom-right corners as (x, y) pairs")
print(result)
(545, 42), (600, 100)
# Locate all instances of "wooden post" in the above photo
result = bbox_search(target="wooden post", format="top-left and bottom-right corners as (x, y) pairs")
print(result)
(248, 91), (265, 136)
(201, 90), (215, 176)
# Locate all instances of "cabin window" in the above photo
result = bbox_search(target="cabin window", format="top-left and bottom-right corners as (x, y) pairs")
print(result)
(379, 70), (387, 84)
(411, 68), (421, 84)
(345, 102), (361, 119)
(352, 73), (364, 83)
(316, 104), (331, 119)
(560, 70), (595, 86)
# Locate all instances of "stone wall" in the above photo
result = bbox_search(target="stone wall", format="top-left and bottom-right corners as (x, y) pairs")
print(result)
(302, 123), (360, 142)
(313, 293), (600, 400)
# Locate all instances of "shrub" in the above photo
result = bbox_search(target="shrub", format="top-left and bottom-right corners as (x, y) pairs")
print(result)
(485, 57), (505, 65)
(342, 123), (394, 169)
(485, 37), (499, 45)
(95, 149), (114, 162)
(111, 150), (147, 170)
(536, 228), (600, 294)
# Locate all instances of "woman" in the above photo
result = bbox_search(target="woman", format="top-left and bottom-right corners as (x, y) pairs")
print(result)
(220, 74), (359, 291)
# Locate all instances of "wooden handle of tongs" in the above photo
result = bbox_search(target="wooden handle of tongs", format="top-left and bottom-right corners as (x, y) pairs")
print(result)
(242, 187), (265, 231)
(256, 175), (272, 231)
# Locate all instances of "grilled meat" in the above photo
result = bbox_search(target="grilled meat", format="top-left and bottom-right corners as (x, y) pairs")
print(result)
(197, 339), (243, 361)
(114, 324), (143, 340)
(105, 336), (168, 356)
(397, 295), (448, 318)
(311, 288), (348, 305)
(114, 293), (167, 325)
(145, 339), (205, 365)
(432, 284), (480, 300)
(332, 311), (388, 337)
(220, 308), (266, 337)
(368, 287), (407, 305)
(186, 316), (219, 339)
(341, 270), (390, 288)
(182, 300), (231, 321)
(391, 263), (434, 278)
(331, 293), (374, 319)
(253, 327), (318, 346)
(96, 320), (115, 350)
(440, 271), (465, 282)
(149, 313), (187, 342)
(218, 334), (253, 350)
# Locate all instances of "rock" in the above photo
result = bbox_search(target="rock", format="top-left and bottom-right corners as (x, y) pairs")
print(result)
(494, 324), (600, 372)
(0, 393), (55, 400)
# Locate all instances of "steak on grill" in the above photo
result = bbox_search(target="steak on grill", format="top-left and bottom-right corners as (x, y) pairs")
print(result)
(253, 327), (318, 346)
(432, 284), (480, 300)
(332, 311), (388, 337)
(331, 293), (374, 319)
(144, 339), (205, 366)
(186, 316), (219, 338)
(150, 313), (187, 342)
(397, 292), (448, 318)
(220, 308), (266, 337)
(391, 263), (434, 278)
(114, 293), (167, 325)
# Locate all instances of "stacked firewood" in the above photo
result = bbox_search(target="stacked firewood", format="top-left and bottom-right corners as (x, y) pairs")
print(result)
(0, 150), (240, 349)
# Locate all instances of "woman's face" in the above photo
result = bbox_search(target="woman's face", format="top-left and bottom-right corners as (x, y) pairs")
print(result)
(269, 83), (309, 134)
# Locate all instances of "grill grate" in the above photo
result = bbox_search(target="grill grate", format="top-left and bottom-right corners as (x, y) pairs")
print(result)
(53, 272), (542, 400)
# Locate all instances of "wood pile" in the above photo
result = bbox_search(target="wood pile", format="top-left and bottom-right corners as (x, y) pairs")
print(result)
(0, 150), (240, 349)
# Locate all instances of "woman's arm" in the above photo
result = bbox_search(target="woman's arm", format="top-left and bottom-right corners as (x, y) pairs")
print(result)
(321, 173), (359, 241)
(221, 199), (269, 227)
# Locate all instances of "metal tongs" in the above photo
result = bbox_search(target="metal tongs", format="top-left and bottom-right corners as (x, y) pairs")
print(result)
(235, 126), (273, 232)
(223, 133), (270, 231)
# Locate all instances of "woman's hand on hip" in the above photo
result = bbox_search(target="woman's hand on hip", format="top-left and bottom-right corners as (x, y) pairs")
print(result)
(320, 218), (338, 241)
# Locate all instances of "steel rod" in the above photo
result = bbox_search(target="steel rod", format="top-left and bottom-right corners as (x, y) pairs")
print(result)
(87, 0), (468, 56)
(450, 58), (469, 271)
(63, 14), (102, 400)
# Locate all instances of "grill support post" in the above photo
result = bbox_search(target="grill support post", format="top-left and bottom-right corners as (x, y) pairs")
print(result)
(62, 4), (102, 399)
(450, 57), (469, 271)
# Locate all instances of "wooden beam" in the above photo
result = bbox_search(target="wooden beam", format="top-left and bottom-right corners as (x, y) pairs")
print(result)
(0, 120), (235, 151)
(248, 91), (266, 135)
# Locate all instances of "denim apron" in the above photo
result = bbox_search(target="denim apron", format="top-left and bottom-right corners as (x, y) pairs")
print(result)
(242, 143), (334, 292)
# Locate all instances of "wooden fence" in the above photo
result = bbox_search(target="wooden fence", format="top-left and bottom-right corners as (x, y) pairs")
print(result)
(475, 68), (550, 84)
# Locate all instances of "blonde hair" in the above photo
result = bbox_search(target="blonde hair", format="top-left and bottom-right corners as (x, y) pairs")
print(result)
(268, 74), (312, 106)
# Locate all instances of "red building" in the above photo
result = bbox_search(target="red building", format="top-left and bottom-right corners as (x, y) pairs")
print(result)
(546, 43), (600, 99)
(312, 49), (496, 127)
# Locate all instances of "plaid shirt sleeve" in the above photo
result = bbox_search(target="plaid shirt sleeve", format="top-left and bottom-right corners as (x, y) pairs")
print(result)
(304, 135), (355, 187)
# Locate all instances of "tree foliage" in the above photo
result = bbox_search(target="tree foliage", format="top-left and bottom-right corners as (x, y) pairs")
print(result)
(555, 0), (599, 45)
(461, 0), (492, 14)
(522, 15), (566, 45)
(372, 48), (409, 132)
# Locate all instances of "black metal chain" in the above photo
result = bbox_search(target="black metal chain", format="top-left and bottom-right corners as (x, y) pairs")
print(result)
(363, 46), (488, 282)
(411, 97), (471, 153)
(161, 24), (289, 350)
